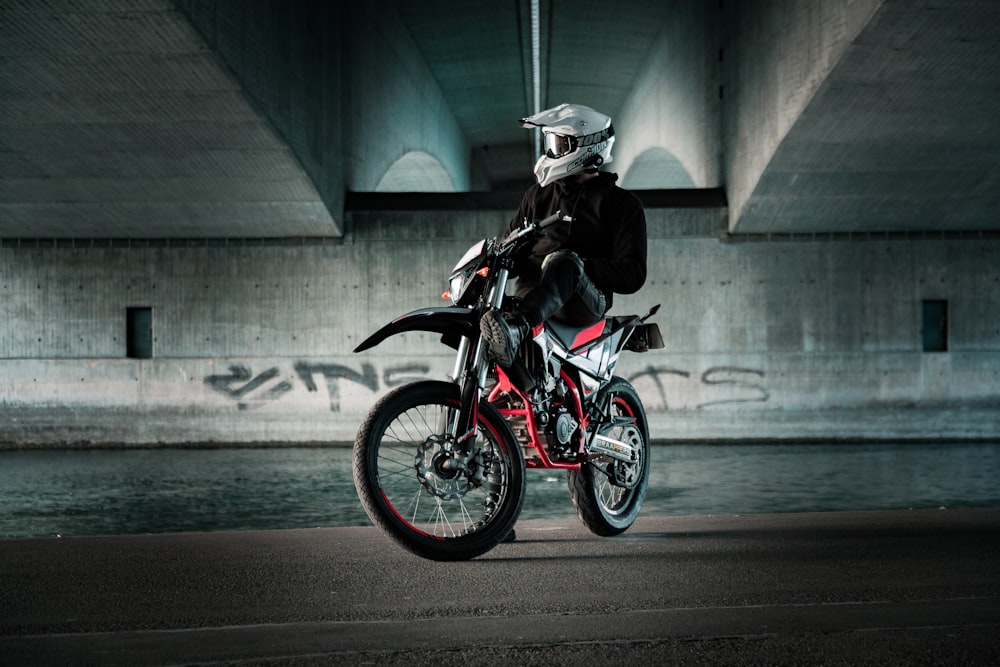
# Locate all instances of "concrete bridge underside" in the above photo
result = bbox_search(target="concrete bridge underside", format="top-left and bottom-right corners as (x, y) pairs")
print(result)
(2, 0), (997, 238)
(1, 0), (999, 445)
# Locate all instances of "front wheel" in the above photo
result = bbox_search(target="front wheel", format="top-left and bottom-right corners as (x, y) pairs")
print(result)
(353, 380), (525, 561)
(568, 377), (651, 536)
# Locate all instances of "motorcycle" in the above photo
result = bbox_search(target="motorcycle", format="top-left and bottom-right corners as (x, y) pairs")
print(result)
(352, 211), (663, 560)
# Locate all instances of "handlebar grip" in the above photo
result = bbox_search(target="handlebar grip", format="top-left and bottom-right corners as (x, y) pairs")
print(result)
(537, 210), (571, 229)
(500, 210), (572, 248)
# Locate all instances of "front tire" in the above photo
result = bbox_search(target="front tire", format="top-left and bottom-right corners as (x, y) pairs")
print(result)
(568, 377), (650, 536)
(353, 380), (525, 561)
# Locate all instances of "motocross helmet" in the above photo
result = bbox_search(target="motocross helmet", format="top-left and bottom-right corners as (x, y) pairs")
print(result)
(520, 103), (615, 187)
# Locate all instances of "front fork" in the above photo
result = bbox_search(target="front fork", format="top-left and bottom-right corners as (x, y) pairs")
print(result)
(443, 266), (511, 470)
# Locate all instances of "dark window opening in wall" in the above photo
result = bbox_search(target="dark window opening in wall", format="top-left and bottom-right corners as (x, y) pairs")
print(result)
(921, 300), (948, 352)
(127, 307), (153, 359)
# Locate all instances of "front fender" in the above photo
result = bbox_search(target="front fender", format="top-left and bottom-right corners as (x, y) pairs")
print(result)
(353, 306), (478, 353)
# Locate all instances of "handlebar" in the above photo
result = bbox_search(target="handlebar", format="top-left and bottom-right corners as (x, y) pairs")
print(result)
(537, 210), (572, 229)
(499, 210), (572, 248)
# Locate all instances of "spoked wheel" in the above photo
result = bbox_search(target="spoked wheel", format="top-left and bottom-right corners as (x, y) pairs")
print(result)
(353, 380), (525, 561)
(569, 377), (651, 536)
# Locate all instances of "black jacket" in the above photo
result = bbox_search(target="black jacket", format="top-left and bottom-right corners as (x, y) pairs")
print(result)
(508, 172), (647, 310)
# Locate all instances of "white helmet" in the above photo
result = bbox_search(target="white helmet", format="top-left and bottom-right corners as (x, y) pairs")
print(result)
(520, 103), (615, 187)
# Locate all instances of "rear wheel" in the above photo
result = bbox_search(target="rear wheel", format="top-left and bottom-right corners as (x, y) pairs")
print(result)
(568, 377), (650, 536)
(353, 380), (525, 561)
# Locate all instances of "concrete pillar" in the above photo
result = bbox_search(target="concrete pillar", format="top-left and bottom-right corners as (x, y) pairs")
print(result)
(343, 2), (470, 192)
(177, 0), (471, 229)
(616, 0), (722, 189)
(722, 0), (882, 230)
(177, 0), (348, 232)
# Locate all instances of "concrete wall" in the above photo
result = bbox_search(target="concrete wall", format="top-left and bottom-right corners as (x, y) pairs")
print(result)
(3, 209), (999, 447)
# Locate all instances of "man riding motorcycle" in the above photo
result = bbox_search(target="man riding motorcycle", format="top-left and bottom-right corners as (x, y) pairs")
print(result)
(353, 103), (659, 559)
(480, 103), (648, 367)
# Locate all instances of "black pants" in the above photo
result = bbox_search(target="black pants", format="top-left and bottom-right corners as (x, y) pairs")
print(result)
(518, 251), (607, 328)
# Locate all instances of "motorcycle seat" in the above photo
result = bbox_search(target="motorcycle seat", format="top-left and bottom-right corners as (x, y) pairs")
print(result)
(547, 314), (665, 355)
(545, 318), (609, 351)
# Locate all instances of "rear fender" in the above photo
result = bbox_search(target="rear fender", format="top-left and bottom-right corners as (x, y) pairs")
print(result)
(353, 306), (478, 353)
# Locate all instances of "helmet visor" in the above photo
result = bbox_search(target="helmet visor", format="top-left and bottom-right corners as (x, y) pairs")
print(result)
(543, 132), (576, 159)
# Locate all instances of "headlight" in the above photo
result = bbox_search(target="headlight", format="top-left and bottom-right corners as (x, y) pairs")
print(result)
(445, 240), (487, 305)
(447, 266), (478, 305)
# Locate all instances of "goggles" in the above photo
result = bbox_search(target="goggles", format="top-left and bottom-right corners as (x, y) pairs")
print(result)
(543, 132), (576, 159)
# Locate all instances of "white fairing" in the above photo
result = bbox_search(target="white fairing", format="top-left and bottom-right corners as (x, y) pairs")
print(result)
(544, 323), (626, 388)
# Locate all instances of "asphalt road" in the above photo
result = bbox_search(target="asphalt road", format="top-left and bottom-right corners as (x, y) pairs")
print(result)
(2, 509), (999, 665)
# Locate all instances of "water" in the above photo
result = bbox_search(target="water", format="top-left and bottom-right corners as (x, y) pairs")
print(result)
(1, 443), (998, 539)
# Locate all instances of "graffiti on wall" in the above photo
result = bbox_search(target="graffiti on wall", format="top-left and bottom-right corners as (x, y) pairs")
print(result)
(293, 361), (430, 411)
(204, 362), (432, 411)
(203, 365), (294, 411)
(627, 365), (769, 411)
(205, 361), (768, 413)
(699, 366), (769, 407)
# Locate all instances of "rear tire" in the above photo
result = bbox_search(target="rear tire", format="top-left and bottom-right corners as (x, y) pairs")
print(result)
(353, 380), (525, 561)
(568, 377), (650, 536)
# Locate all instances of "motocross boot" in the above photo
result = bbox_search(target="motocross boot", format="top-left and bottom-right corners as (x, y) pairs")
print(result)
(480, 310), (529, 367)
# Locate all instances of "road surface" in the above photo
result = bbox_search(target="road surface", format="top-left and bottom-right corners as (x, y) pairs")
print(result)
(2, 509), (999, 665)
